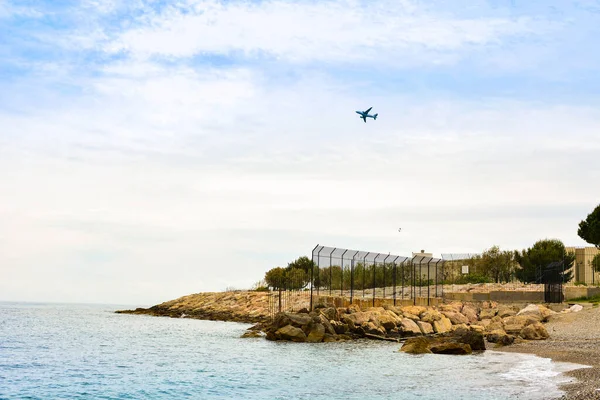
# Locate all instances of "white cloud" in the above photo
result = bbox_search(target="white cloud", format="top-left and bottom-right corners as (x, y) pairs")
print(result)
(1, 0), (599, 304)
(102, 0), (554, 65)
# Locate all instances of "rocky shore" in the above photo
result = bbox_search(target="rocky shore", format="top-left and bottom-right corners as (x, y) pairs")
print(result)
(115, 291), (271, 323)
(117, 291), (598, 399)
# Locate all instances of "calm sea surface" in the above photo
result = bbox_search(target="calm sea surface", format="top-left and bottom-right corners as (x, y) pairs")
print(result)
(0, 302), (581, 399)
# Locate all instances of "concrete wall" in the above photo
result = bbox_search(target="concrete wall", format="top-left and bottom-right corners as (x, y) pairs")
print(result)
(564, 286), (600, 300)
(314, 295), (443, 309)
(443, 291), (545, 303)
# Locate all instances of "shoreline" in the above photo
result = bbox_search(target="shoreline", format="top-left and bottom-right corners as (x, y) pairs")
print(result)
(116, 292), (600, 399)
(493, 305), (600, 400)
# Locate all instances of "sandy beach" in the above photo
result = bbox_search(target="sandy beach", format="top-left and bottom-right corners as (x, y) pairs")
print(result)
(496, 304), (600, 400)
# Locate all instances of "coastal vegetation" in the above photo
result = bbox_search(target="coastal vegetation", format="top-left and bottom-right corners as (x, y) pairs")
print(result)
(261, 239), (577, 292)
(578, 203), (600, 249)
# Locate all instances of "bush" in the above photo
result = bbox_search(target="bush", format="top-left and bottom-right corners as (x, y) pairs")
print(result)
(451, 273), (492, 284)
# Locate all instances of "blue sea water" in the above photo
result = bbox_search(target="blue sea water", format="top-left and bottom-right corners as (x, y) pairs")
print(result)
(0, 302), (582, 400)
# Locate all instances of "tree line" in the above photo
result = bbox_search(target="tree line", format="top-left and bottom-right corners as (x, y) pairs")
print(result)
(262, 203), (600, 290)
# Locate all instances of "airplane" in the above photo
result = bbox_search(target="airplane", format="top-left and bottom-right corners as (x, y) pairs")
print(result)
(355, 107), (378, 123)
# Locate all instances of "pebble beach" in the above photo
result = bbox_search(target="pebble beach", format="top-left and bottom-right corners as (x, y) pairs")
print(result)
(496, 304), (600, 400)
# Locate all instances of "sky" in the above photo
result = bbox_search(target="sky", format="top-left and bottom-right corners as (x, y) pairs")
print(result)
(1, 0), (599, 306)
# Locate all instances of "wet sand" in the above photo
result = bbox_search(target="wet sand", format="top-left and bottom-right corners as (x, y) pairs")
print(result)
(496, 304), (600, 400)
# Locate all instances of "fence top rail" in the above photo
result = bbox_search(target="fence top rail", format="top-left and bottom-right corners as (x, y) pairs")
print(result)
(313, 245), (443, 264)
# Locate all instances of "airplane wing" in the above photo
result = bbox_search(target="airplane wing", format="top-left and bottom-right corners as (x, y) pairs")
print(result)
(362, 115), (367, 123)
(364, 107), (372, 114)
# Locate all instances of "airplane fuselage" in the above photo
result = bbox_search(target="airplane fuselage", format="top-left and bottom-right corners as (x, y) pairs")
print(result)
(355, 107), (378, 122)
(356, 111), (376, 119)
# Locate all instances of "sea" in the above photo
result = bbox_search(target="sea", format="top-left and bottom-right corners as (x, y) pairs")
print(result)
(0, 302), (585, 400)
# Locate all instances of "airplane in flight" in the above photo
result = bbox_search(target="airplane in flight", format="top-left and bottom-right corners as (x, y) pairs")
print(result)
(355, 107), (378, 123)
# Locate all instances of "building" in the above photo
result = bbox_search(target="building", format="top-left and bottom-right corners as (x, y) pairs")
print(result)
(565, 246), (600, 285)
(412, 250), (433, 258)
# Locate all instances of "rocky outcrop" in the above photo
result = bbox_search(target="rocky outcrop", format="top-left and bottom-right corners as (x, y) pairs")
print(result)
(400, 326), (484, 355)
(115, 291), (272, 323)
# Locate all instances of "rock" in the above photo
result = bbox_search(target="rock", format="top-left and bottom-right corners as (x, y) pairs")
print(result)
(502, 315), (540, 335)
(400, 337), (432, 354)
(497, 307), (517, 318)
(319, 315), (337, 336)
(298, 308), (309, 314)
(461, 304), (479, 323)
(306, 323), (326, 343)
(417, 321), (434, 335)
(377, 310), (401, 330)
(469, 325), (485, 333)
(478, 319), (492, 329)
(400, 318), (422, 336)
(363, 321), (386, 336)
(430, 342), (472, 355)
(519, 323), (549, 340)
(330, 320), (348, 334)
(286, 313), (312, 327)
(479, 308), (497, 320)
(275, 325), (307, 342)
(401, 305), (427, 317)
(323, 334), (337, 342)
(420, 310), (443, 324)
(452, 327), (485, 351)
(441, 311), (470, 325)
(486, 329), (514, 346)
(432, 316), (452, 334)
(516, 304), (543, 319)
(241, 330), (263, 338)
(403, 312), (421, 322)
(439, 302), (464, 313)
(570, 304), (583, 312)
(320, 307), (339, 321)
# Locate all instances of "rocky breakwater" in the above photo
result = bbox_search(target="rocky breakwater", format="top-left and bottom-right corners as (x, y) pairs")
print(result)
(115, 291), (271, 324)
(251, 302), (558, 350)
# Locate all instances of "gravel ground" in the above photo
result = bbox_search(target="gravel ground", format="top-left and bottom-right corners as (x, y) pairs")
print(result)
(496, 304), (600, 400)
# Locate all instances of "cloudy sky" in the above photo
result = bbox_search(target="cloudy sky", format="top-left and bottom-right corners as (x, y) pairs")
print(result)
(1, 0), (599, 305)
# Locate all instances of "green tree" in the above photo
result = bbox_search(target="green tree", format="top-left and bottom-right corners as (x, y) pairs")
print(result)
(264, 267), (287, 289)
(287, 256), (316, 273)
(578, 203), (600, 249)
(479, 245), (516, 283)
(514, 239), (575, 283)
(591, 253), (600, 273)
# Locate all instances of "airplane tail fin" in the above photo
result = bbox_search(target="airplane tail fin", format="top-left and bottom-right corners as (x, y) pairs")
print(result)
(374, 113), (378, 120)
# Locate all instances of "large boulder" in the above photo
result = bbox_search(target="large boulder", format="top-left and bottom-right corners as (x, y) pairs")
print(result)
(479, 308), (497, 320)
(319, 315), (337, 336)
(442, 311), (470, 325)
(451, 326), (485, 351)
(439, 302), (464, 313)
(486, 329), (515, 346)
(306, 323), (326, 343)
(400, 318), (422, 336)
(516, 304), (549, 321)
(286, 312), (313, 327)
(420, 309), (443, 324)
(417, 321), (434, 335)
(401, 305), (427, 317)
(330, 320), (348, 334)
(430, 342), (472, 355)
(432, 316), (452, 334)
(502, 315), (540, 335)
(275, 325), (307, 342)
(497, 306), (517, 318)
(519, 323), (549, 340)
(320, 307), (339, 321)
(378, 311), (401, 330)
(400, 337), (432, 354)
(461, 304), (479, 323)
